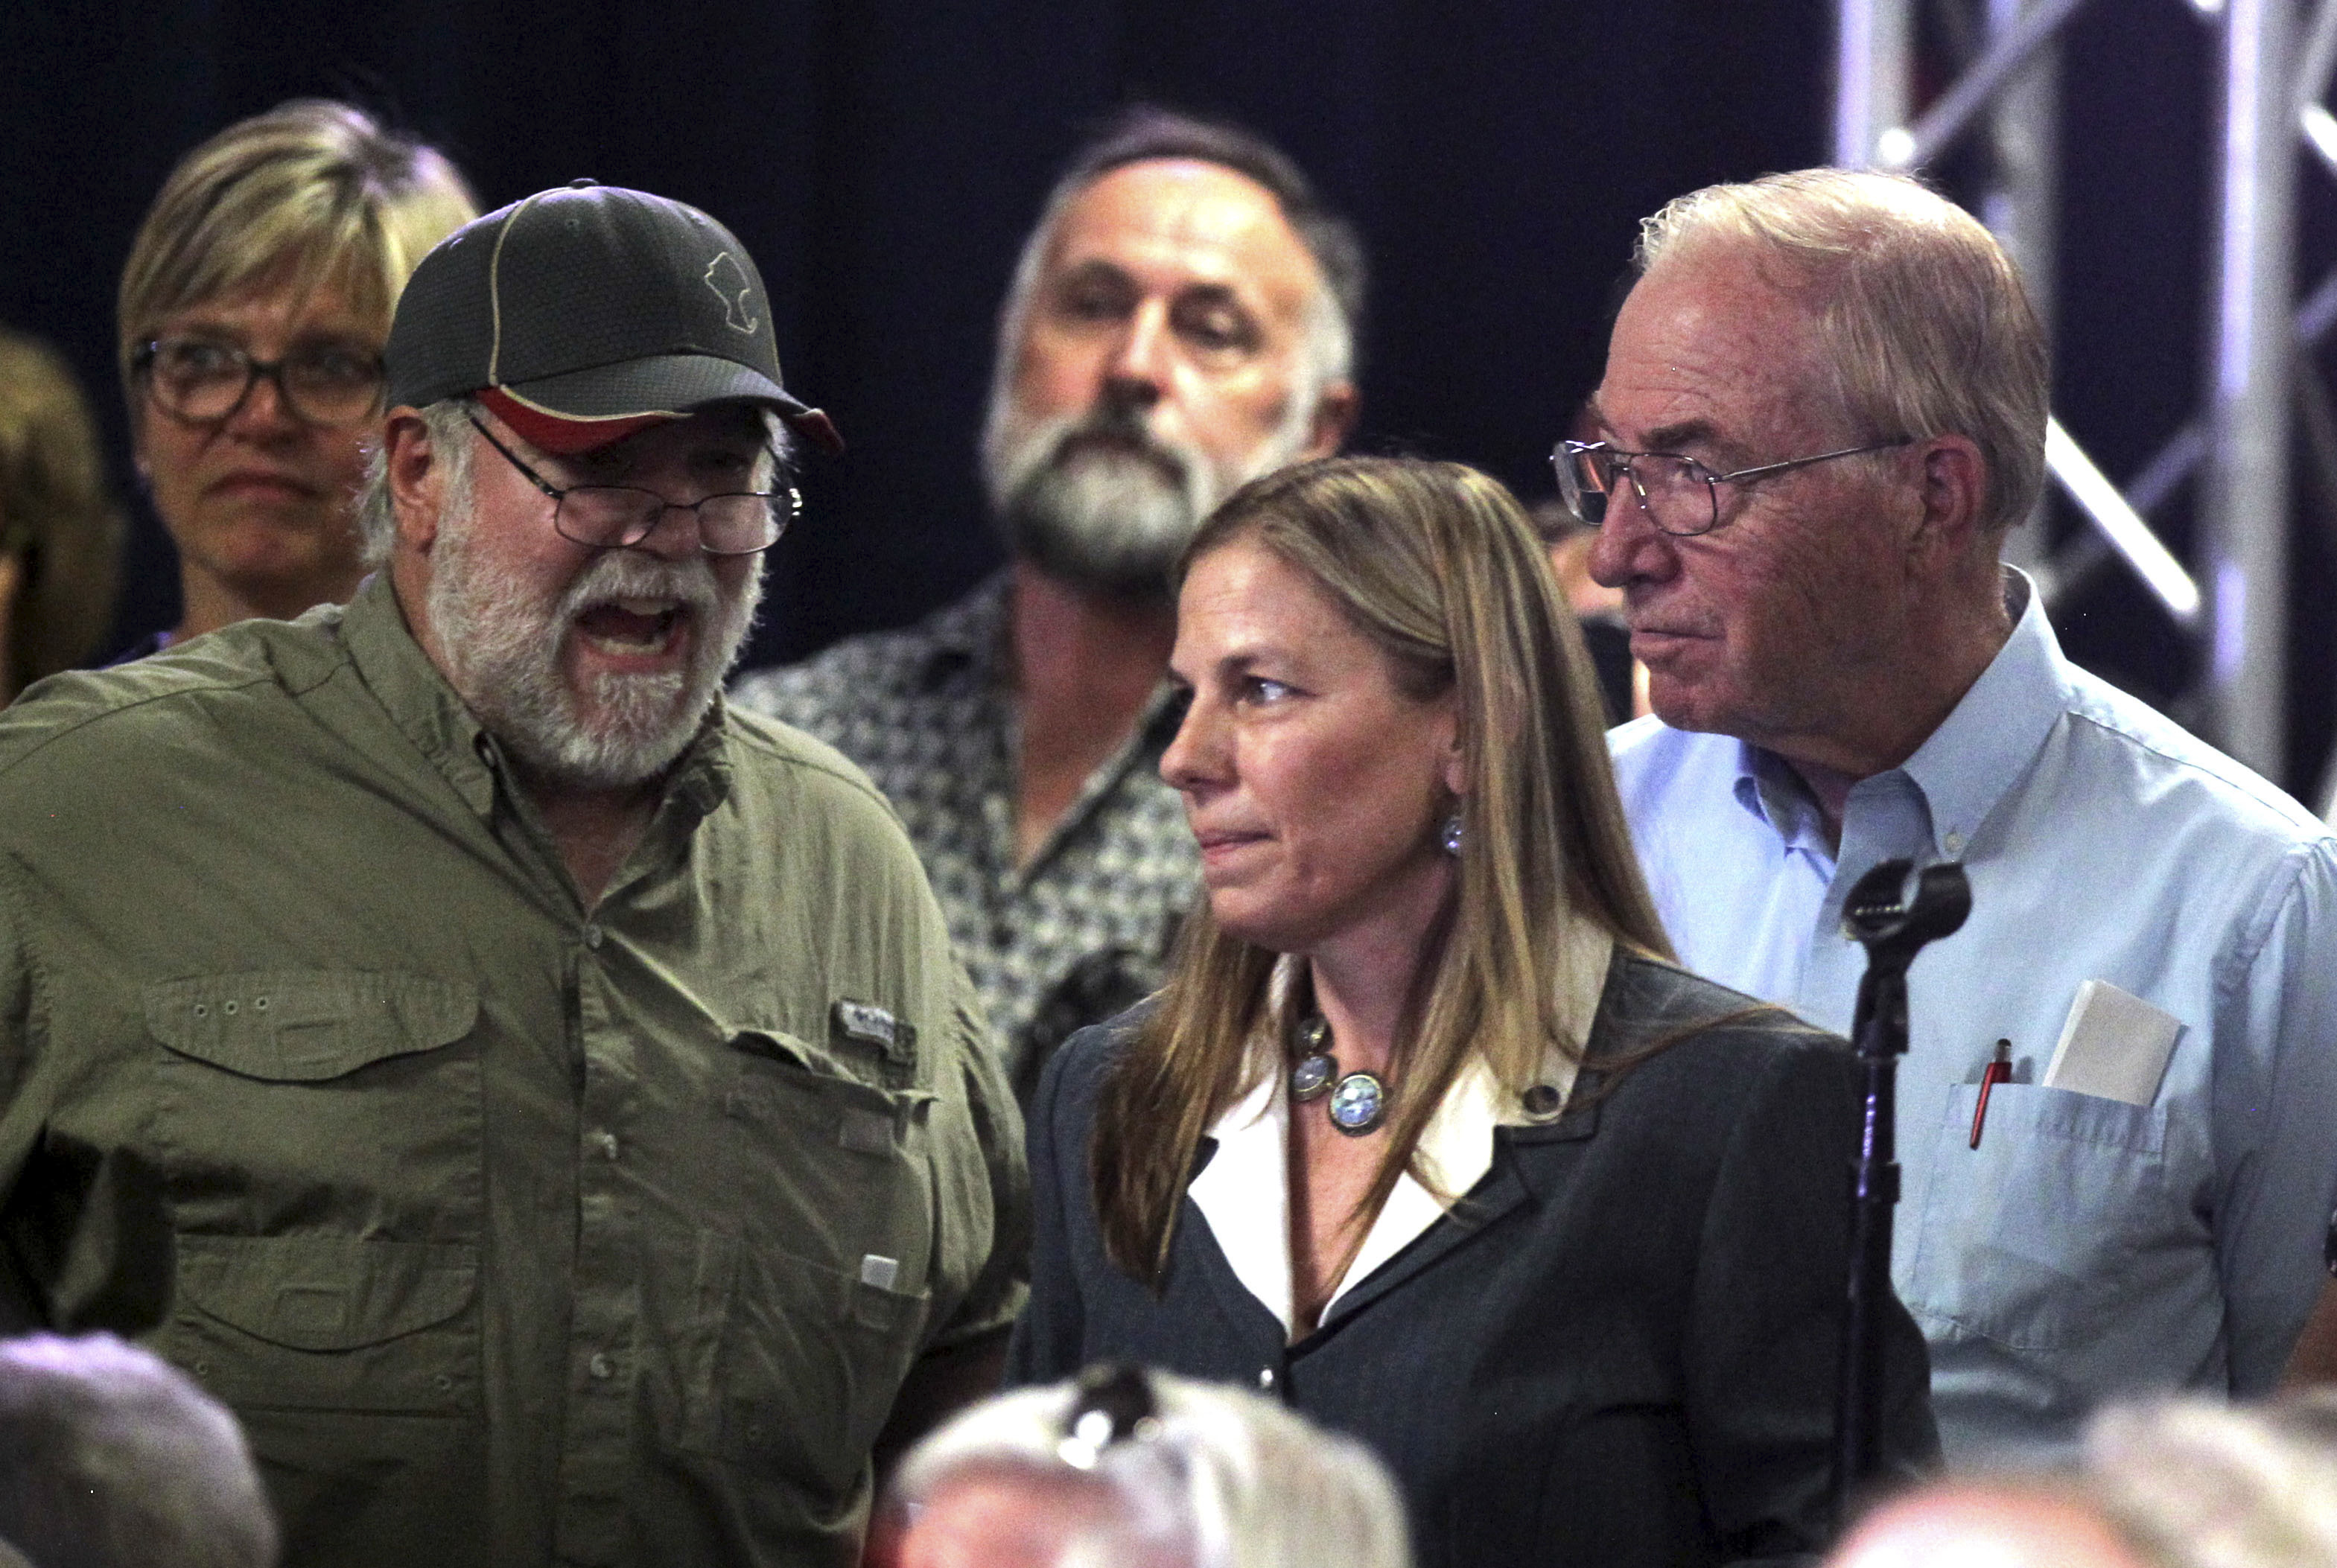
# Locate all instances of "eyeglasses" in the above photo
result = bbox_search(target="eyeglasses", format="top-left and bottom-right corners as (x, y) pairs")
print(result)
(467, 414), (799, 557)
(1552, 438), (1912, 537)
(1055, 1363), (1163, 1470)
(136, 336), (385, 427)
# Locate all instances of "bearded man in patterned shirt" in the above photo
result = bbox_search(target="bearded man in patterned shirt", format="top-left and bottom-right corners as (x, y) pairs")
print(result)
(733, 106), (1362, 1093)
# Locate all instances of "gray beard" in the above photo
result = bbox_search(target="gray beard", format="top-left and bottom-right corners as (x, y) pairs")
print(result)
(427, 519), (762, 791)
(981, 396), (1315, 595)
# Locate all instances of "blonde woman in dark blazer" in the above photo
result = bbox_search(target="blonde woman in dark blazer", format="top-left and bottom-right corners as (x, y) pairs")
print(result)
(1007, 456), (1937, 1568)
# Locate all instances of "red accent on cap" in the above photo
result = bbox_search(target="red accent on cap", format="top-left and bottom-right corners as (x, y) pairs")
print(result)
(477, 388), (674, 454)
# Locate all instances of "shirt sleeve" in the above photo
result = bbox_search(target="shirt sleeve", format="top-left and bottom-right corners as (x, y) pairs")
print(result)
(0, 858), (174, 1339)
(0, 856), (48, 1330)
(2213, 835), (2337, 1393)
(1686, 1030), (1939, 1563)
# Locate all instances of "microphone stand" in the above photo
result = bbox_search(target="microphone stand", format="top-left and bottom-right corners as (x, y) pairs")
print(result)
(1832, 858), (1970, 1524)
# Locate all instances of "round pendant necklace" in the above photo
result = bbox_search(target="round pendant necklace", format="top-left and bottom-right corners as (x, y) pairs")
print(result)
(1287, 1013), (1389, 1136)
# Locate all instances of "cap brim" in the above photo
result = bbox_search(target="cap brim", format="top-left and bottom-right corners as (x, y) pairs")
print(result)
(497, 354), (843, 454)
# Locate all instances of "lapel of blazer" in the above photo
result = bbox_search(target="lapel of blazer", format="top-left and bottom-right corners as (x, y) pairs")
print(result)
(1311, 963), (1647, 1330)
(1175, 1139), (1305, 1345)
(1314, 1094), (1604, 1329)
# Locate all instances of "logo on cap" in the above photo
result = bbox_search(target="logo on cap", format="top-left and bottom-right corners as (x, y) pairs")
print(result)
(704, 253), (759, 335)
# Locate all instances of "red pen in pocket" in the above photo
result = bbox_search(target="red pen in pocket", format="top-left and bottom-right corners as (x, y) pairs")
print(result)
(1970, 1039), (2012, 1149)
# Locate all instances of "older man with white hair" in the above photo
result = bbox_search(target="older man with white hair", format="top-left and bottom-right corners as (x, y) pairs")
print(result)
(734, 106), (1361, 1091)
(1586, 167), (2337, 1460)
(0, 1333), (278, 1568)
(871, 1364), (1411, 1568)
(0, 182), (1026, 1568)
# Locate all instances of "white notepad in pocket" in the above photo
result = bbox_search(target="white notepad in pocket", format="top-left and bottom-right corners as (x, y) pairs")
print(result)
(2041, 979), (2183, 1106)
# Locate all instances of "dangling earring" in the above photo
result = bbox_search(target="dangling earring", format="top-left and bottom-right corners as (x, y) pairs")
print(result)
(1441, 812), (1463, 857)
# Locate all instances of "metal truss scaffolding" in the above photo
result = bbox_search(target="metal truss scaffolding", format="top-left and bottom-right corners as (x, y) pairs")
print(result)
(1837, 0), (2337, 794)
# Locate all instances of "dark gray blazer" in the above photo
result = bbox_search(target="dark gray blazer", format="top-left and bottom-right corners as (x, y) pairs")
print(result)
(1007, 952), (1939, 1568)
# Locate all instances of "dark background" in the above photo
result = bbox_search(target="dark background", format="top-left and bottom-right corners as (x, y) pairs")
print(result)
(4, 1), (2330, 792)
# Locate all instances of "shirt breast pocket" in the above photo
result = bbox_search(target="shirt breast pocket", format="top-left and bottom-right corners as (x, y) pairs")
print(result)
(689, 1029), (936, 1490)
(1904, 1083), (2178, 1351)
(143, 971), (483, 1239)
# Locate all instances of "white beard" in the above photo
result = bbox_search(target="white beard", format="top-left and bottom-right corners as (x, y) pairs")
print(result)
(980, 386), (1317, 593)
(427, 512), (762, 790)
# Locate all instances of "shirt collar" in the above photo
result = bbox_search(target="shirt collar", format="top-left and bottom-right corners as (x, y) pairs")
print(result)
(341, 573), (500, 818)
(1893, 568), (2068, 858)
(912, 570), (1013, 688)
(1729, 568), (2068, 860)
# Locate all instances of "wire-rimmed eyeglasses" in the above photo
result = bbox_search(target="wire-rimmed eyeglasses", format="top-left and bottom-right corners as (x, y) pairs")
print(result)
(135, 335), (386, 428)
(468, 413), (799, 557)
(1552, 438), (1912, 537)
(1056, 1363), (1163, 1470)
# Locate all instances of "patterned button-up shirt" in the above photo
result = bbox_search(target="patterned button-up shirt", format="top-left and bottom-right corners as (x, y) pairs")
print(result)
(732, 575), (1198, 1092)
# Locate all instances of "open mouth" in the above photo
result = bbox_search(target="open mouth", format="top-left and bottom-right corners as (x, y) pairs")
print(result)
(209, 471), (314, 500)
(574, 597), (686, 657)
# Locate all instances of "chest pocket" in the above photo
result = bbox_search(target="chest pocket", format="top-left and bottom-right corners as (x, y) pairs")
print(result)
(144, 972), (483, 1241)
(680, 1027), (935, 1493)
(143, 973), (483, 1417)
(1904, 1082), (2187, 1351)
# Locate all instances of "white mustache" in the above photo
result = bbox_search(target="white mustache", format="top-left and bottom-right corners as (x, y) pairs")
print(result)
(559, 549), (719, 623)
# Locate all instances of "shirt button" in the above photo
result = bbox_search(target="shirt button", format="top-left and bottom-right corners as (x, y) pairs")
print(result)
(582, 925), (603, 950)
(1945, 831), (1967, 856)
(1257, 1367), (1276, 1390)
(588, 1353), (614, 1380)
(595, 1132), (620, 1161)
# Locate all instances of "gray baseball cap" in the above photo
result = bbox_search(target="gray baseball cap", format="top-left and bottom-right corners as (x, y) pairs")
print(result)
(384, 179), (841, 455)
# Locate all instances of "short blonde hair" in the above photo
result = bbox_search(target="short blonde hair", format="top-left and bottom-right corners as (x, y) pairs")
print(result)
(0, 328), (122, 696)
(1635, 168), (2048, 533)
(117, 100), (477, 399)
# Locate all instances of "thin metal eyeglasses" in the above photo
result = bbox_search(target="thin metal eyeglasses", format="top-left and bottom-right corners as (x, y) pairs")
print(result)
(1552, 437), (1912, 537)
(467, 413), (800, 557)
(136, 336), (386, 427)
(1055, 1363), (1163, 1470)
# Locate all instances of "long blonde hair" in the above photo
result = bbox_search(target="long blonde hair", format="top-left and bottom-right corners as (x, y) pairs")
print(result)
(1093, 456), (1671, 1283)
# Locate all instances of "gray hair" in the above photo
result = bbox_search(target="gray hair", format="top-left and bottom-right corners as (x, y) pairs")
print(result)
(2084, 1393), (2337, 1567)
(993, 106), (1366, 412)
(887, 1371), (1411, 1568)
(1634, 168), (2048, 534)
(0, 1333), (278, 1568)
(355, 397), (474, 565)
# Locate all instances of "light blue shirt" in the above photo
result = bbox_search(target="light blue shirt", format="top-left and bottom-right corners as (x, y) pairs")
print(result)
(1609, 573), (2337, 1460)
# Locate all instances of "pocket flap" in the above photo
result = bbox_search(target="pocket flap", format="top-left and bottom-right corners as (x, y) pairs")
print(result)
(146, 972), (477, 1081)
(177, 1234), (477, 1351)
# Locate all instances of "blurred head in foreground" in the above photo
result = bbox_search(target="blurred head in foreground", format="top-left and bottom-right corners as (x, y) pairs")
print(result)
(873, 1365), (1410, 1568)
(1831, 1392), (2337, 1568)
(0, 1332), (276, 1568)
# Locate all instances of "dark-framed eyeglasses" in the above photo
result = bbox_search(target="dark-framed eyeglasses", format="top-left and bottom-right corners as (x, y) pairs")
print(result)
(467, 413), (799, 557)
(135, 335), (385, 428)
(1055, 1363), (1163, 1470)
(1551, 437), (1912, 538)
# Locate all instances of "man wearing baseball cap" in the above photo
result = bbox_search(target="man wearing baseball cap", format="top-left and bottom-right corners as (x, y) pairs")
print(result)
(0, 183), (1026, 1568)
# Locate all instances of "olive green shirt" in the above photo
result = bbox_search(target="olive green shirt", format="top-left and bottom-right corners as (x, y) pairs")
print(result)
(0, 575), (1027, 1567)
